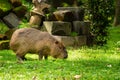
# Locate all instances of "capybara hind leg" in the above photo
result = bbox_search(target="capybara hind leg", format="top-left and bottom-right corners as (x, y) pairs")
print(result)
(39, 51), (43, 60)
(39, 54), (43, 60)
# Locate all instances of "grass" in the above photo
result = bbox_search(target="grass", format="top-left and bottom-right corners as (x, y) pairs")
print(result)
(0, 26), (120, 80)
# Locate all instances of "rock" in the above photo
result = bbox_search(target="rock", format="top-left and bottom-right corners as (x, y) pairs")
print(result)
(0, 40), (9, 50)
(29, 13), (44, 27)
(32, 0), (51, 16)
(51, 10), (74, 22)
(29, 0), (51, 27)
(3, 13), (20, 28)
(57, 7), (84, 21)
(43, 21), (72, 36)
(54, 36), (87, 47)
(72, 21), (91, 35)
(13, 6), (27, 18)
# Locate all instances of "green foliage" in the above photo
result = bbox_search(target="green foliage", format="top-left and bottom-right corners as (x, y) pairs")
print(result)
(0, 22), (9, 34)
(70, 32), (78, 37)
(0, 0), (12, 12)
(116, 41), (120, 48)
(88, 0), (114, 46)
(18, 19), (30, 28)
(62, 3), (70, 7)
(21, 0), (33, 11)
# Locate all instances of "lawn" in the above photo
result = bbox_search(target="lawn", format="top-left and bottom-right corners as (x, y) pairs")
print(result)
(0, 27), (120, 80)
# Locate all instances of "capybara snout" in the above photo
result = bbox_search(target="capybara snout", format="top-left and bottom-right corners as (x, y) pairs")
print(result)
(63, 51), (68, 59)
(10, 28), (68, 61)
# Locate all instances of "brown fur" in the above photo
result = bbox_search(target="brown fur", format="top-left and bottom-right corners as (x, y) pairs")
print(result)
(10, 28), (68, 61)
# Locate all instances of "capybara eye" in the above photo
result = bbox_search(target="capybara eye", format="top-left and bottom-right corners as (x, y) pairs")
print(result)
(55, 41), (59, 44)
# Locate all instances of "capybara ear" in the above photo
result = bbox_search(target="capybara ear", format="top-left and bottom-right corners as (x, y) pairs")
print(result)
(55, 41), (59, 44)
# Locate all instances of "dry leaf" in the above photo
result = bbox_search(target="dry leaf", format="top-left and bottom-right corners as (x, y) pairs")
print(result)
(74, 74), (82, 79)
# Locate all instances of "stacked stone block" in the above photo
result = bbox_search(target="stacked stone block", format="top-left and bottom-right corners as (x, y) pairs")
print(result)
(43, 7), (91, 47)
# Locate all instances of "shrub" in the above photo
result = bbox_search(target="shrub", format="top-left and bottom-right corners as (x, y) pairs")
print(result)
(88, 0), (114, 46)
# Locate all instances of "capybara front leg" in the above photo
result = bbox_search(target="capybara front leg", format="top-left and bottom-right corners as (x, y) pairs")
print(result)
(39, 51), (43, 60)
(16, 54), (23, 61)
(44, 55), (48, 60)
(21, 55), (27, 60)
(16, 50), (26, 62)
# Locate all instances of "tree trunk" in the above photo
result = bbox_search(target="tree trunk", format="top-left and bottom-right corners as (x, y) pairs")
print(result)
(113, 0), (120, 26)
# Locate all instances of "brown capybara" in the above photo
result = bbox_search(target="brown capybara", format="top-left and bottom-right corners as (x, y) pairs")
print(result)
(10, 28), (68, 61)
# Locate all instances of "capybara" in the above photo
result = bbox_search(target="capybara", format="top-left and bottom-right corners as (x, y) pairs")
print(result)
(10, 28), (68, 61)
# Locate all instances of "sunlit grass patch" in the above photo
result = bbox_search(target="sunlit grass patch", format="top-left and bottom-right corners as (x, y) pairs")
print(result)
(68, 47), (120, 62)
(0, 48), (120, 80)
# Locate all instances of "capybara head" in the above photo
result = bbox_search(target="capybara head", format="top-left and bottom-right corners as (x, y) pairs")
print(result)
(50, 40), (68, 59)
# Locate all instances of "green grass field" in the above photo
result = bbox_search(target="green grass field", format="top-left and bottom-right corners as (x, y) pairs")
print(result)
(0, 27), (120, 80)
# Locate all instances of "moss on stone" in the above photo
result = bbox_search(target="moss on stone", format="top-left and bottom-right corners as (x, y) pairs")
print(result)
(0, 22), (9, 34)
(0, 0), (13, 12)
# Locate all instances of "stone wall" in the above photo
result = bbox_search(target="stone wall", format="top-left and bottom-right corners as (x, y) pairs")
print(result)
(0, 0), (27, 50)
(0, 0), (92, 49)
(42, 7), (92, 47)
(0, 0), (27, 29)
